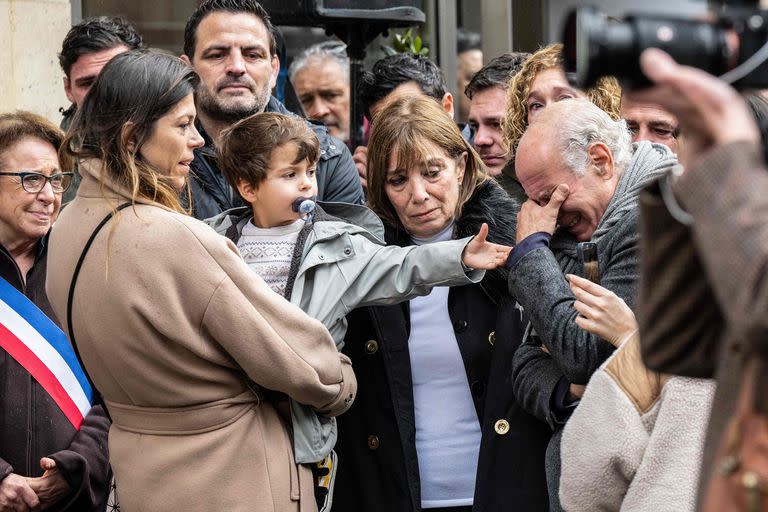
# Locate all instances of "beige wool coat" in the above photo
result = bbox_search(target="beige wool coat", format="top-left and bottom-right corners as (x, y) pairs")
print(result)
(45, 161), (356, 512)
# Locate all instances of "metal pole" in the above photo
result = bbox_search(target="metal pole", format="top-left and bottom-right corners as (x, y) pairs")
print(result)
(347, 26), (367, 151)
(481, 0), (513, 62)
(71, 0), (83, 24)
(436, 0), (458, 119)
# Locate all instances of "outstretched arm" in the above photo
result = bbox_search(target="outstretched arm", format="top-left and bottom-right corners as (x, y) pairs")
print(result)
(461, 223), (513, 269)
(346, 223), (511, 311)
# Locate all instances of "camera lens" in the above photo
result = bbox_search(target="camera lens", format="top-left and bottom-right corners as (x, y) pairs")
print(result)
(563, 7), (732, 89)
(562, 8), (633, 88)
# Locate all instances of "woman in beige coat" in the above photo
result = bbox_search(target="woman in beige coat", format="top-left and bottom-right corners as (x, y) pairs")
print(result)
(559, 275), (714, 512)
(45, 50), (356, 512)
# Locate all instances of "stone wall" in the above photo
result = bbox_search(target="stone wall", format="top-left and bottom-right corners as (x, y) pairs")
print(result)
(0, 0), (71, 124)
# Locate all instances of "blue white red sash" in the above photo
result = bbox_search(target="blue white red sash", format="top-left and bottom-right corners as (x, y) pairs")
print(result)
(0, 277), (93, 429)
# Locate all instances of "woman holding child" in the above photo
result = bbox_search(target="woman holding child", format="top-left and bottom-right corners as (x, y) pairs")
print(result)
(44, 49), (357, 512)
(44, 49), (513, 512)
(333, 95), (551, 512)
(207, 111), (513, 512)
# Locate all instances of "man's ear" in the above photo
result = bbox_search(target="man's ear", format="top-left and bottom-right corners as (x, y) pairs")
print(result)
(63, 77), (75, 105)
(237, 179), (258, 202)
(180, 54), (192, 67)
(441, 92), (455, 119)
(269, 54), (280, 90)
(588, 142), (615, 179)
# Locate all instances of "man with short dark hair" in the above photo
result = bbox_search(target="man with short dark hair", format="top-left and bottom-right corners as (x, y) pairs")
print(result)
(456, 29), (482, 123)
(58, 16), (143, 202)
(464, 52), (530, 198)
(359, 53), (454, 120)
(621, 96), (680, 153)
(59, 16), (143, 129)
(354, 53), (460, 188)
(181, 0), (363, 220)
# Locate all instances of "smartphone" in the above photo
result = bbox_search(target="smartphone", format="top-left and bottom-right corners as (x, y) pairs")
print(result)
(577, 242), (600, 284)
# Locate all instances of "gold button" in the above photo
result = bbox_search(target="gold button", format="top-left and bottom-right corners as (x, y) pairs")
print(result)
(743, 471), (761, 489)
(488, 331), (496, 346)
(367, 435), (380, 450)
(365, 339), (379, 354)
(494, 419), (510, 435)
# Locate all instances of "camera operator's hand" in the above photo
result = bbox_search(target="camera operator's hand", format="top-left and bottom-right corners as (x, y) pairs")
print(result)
(626, 48), (760, 169)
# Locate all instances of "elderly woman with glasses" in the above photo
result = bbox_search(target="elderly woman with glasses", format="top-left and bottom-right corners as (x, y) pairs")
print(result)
(0, 111), (110, 512)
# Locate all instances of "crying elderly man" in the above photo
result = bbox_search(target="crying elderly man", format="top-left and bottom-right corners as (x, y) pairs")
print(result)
(505, 98), (677, 510)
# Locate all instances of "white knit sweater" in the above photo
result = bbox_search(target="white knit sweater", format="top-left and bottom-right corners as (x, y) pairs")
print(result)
(559, 333), (715, 512)
(236, 218), (304, 296)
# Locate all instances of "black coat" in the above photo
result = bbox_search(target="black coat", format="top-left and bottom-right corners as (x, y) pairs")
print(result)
(187, 96), (365, 220)
(0, 237), (111, 511)
(333, 180), (551, 512)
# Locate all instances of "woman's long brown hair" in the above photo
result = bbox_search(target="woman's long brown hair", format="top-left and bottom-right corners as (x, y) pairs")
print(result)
(366, 95), (489, 231)
(61, 50), (198, 213)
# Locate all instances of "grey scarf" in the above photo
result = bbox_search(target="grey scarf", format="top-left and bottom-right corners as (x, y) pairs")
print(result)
(550, 141), (677, 260)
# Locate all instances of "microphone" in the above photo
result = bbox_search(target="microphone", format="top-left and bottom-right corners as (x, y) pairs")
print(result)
(291, 196), (317, 216)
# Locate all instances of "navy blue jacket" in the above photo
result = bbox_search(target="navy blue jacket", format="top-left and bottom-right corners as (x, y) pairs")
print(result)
(333, 181), (551, 512)
(187, 96), (364, 220)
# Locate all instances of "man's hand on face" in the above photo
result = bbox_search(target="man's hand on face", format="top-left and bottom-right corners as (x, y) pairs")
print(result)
(515, 183), (570, 244)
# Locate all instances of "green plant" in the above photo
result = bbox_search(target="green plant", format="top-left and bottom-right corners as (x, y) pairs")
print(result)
(382, 28), (429, 57)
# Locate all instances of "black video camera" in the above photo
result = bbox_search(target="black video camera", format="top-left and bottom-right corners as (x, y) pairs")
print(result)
(562, 1), (768, 90)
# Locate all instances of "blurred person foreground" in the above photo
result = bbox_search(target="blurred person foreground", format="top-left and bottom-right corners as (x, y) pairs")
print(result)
(2, 1), (764, 511)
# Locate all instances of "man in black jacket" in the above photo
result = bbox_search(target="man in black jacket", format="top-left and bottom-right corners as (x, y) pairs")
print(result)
(57, 16), (144, 203)
(181, 0), (364, 220)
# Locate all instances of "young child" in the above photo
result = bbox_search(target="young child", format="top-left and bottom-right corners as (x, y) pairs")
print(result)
(207, 112), (511, 510)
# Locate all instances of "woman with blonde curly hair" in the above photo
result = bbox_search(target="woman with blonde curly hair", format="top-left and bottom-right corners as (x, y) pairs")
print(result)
(502, 43), (622, 161)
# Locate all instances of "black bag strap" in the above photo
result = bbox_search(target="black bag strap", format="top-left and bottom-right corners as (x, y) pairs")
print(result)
(66, 202), (131, 419)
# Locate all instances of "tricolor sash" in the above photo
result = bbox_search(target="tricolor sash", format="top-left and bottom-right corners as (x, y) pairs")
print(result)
(0, 277), (93, 429)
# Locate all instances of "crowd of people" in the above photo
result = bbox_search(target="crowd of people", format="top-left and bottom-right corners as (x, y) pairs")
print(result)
(1, 0), (767, 511)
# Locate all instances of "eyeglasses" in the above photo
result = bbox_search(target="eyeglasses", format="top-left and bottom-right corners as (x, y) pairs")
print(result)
(0, 171), (74, 194)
